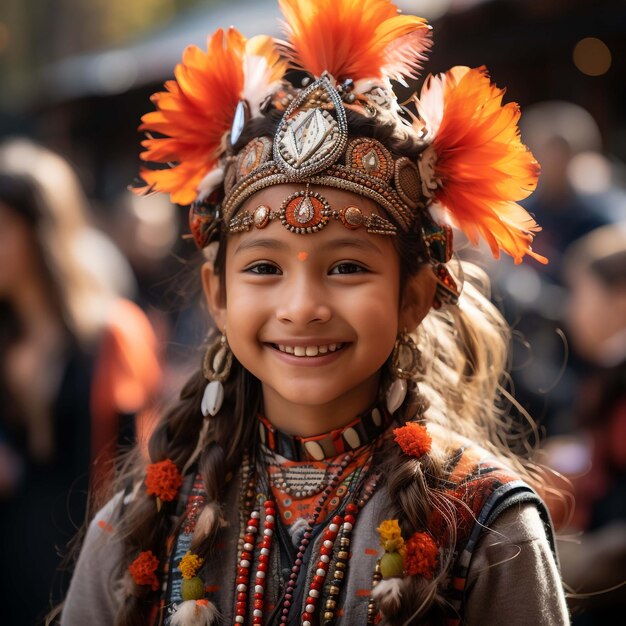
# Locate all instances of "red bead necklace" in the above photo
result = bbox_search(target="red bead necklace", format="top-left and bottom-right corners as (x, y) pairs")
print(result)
(235, 499), (277, 625)
(278, 453), (352, 625)
(233, 443), (381, 625)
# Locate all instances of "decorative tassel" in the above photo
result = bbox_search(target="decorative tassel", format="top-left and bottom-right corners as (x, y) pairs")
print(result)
(374, 519), (406, 616)
(170, 599), (220, 626)
(194, 501), (227, 543)
(145, 459), (183, 504)
(182, 418), (211, 476)
(128, 550), (161, 591)
(393, 422), (432, 459)
(116, 571), (137, 603)
(371, 577), (403, 614)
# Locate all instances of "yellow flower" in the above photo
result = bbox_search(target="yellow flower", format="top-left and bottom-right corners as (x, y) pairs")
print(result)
(179, 551), (204, 580)
(377, 519), (402, 543)
(377, 519), (406, 553)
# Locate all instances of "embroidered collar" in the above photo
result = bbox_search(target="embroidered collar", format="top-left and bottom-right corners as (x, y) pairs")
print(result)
(257, 405), (390, 461)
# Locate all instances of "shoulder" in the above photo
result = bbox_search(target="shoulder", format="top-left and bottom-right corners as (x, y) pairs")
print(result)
(432, 444), (567, 623)
(462, 503), (570, 625)
(79, 490), (128, 568)
(416, 429), (558, 560)
(432, 435), (539, 525)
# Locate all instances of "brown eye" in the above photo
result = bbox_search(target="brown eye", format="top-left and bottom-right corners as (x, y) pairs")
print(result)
(248, 263), (281, 275)
(330, 263), (366, 275)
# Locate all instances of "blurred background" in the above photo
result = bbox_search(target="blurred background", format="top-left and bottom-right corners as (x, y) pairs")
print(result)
(0, 0), (624, 624)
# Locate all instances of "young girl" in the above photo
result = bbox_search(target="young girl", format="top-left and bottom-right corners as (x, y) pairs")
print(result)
(59, 1), (570, 624)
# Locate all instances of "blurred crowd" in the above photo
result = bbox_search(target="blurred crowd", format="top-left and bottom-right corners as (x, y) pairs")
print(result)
(0, 137), (167, 626)
(486, 100), (626, 624)
(0, 95), (625, 624)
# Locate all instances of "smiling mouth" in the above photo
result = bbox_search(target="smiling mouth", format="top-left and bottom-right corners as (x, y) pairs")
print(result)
(271, 343), (346, 357)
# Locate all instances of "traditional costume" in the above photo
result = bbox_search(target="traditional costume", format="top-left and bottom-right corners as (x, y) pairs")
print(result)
(61, 0), (569, 624)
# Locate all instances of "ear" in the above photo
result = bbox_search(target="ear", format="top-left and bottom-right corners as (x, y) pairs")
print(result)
(398, 265), (437, 330)
(201, 261), (227, 333)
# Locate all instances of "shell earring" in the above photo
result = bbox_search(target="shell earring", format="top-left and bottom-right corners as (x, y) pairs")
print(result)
(386, 331), (422, 414)
(201, 332), (233, 417)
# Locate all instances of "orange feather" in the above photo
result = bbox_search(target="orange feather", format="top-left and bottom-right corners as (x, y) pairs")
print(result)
(417, 66), (546, 264)
(278, 0), (431, 85)
(136, 29), (286, 206)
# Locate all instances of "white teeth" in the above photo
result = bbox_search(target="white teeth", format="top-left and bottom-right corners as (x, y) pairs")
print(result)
(274, 343), (343, 357)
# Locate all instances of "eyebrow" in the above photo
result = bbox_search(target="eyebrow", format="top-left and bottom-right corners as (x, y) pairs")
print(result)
(234, 236), (384, 255)
(318, 238), (384, 254)
(234, 238), (290, 254)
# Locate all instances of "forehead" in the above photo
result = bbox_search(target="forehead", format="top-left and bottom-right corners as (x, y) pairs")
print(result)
(239, 183), (384, 216)
(230, 184), (396, 255)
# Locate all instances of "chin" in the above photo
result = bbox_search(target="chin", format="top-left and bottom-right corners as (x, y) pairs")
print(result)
(277, 388), (344, 407)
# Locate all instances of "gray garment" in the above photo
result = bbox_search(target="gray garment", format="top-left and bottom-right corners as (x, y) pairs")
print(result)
(60, 485), (570, 626)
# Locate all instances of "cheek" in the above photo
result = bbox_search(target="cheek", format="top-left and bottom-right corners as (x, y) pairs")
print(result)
(222, 272), (266, 362)
(351, 285), (400, 355)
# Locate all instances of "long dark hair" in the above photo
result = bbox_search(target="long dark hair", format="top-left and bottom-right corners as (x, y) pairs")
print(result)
(84, 109), (546, 625)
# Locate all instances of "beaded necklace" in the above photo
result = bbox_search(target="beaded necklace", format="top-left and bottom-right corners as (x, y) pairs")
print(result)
(234, 437), (383, 626)
(266, 458), (332, 499)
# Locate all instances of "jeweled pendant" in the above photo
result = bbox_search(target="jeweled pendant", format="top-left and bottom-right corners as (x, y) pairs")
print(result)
(273, 75), (348, 179)
(385, 379), (407, 414)
(201, 380), (224, 417)
(280, 189), (331, 234)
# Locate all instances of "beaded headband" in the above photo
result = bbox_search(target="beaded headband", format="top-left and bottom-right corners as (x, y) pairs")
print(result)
(221, 76), (421, 232)
(257, 403), (390, 462)
(134, 0), (547, 309)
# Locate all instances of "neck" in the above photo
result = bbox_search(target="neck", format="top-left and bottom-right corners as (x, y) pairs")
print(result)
(261, 372), (381, 437)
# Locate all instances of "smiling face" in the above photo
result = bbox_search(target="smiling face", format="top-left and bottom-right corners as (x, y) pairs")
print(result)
(204, 184), (433, 435)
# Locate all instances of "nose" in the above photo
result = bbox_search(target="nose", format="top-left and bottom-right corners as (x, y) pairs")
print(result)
(275, 273), (332, 326)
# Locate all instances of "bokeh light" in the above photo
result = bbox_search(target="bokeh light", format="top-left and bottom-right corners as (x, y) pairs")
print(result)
(573, 37), (612, 77)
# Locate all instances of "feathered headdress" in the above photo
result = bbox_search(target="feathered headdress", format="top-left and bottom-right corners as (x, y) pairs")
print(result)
(134, 0), (545, 293)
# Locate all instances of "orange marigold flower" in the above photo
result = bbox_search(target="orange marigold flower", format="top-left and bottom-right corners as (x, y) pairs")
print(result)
(129, 550), (160, 591)
(404, 531), (438, 578)
(145, 459), (183, 502)
(393, 422), (432, 458)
